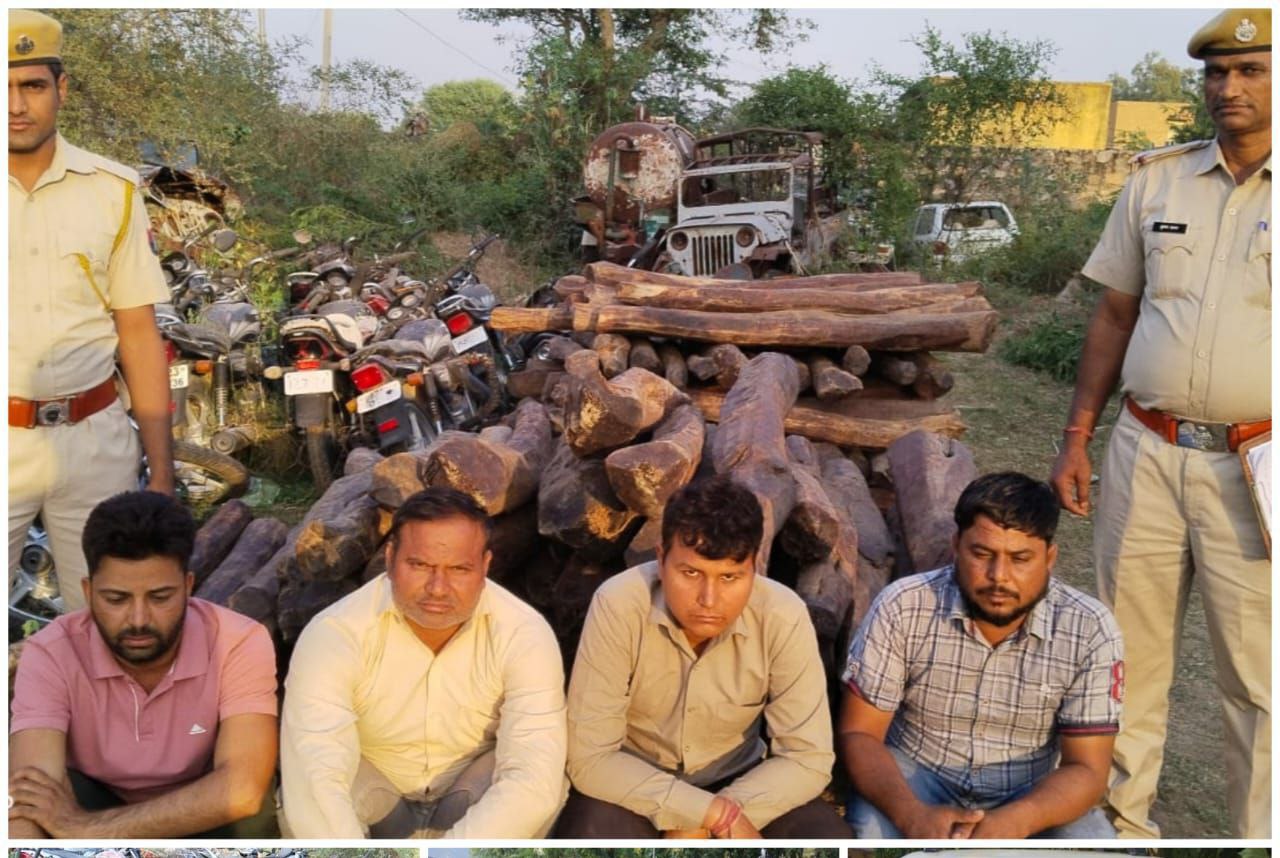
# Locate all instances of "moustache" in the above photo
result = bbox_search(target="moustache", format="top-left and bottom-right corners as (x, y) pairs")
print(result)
(975, 586), (1019, 600)
(117, 625), (160, 638)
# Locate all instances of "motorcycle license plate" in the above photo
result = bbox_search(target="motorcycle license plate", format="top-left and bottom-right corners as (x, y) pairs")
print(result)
(169, 364), (190, 390)
(355, 381), (402, 414)
(450, 326), (489, 354)
(284, 369), (334, 396)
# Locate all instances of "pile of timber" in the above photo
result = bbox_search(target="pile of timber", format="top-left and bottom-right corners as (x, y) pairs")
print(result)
(204, 264), (987, 678)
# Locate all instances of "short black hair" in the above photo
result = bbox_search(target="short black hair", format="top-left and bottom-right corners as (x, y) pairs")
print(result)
(82, 491), (196, 576)
(46, 60), (64, 80)
(954, 471), (1060, 545)
(388, 487), (492, 550)
(661, 475), (763, 563)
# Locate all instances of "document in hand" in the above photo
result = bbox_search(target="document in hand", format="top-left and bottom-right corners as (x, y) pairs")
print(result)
(1239, 432), (1271, 557)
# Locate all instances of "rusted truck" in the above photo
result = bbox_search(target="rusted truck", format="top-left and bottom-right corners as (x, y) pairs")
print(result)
(575, 117), (845, 278)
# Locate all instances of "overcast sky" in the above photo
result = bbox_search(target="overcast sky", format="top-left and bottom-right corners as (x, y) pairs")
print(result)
(261, 6), (1218, 109)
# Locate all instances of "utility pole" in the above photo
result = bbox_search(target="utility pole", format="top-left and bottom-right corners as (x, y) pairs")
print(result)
(257, 9), (267, 49)
(320, 9), (332, 112)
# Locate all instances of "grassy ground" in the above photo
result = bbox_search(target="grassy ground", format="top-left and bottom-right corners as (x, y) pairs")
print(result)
(944, 284), (1229, 838)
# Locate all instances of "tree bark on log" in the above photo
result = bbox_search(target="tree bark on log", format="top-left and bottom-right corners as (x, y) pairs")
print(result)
(911, 352), (956, 400)
(543, 335), (586, 362)
(197, 517), (289, 605)
(489, 305), (574, 333)
(656, 342), (688, 389)
(872, 353), (920, 386)
(690, 389), (966, 448)
(369, 448), (437, 509)
(608, 280), (983, 314)
(293, 493), (383, 582)
(226, 472), (374, 622)
(687, 343), (748, 389)
(887, 430), (978, 575)
(343, 446), (385, 476)
(422, 399), (553, 515)
(710, 353), (801, 569)
(808, 355), (863, 401)
(584, 261), (926, 291)
(563, 365), (688, 457)
(605, 403), (705, 518)
(277, 575), (359, 643)
(537, 439), (642, 561)
(778, 436), (842, 564)
(486, 503), (543, 589)
(796, 559), (854, 648)
(815, 445), (893, 627)
(627, 338), (662, 373)
(189, 500), (254, 586)
(592, 333), (631, 378)
(842, 345), (871, 376)
(574, 304), (999, 352)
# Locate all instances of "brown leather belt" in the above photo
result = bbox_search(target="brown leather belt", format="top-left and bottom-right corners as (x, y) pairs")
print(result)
(1124, 396), (1270, 453)
(9, 377), (119, 429)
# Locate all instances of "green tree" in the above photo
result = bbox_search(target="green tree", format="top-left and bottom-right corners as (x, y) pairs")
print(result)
(418, 78), (520, 135)
(735, 65), (859, 186)
(1108, 51), (1199, 102)
(875, 24), (1070, 203)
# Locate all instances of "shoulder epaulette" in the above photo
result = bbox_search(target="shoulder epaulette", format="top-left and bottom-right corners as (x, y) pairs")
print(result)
(1128, 139), (1213, 169)
(84, 151), (140, 187)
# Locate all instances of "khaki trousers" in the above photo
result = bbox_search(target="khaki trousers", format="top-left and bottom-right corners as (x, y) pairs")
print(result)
(1095, 407), (1270, 838)
(8, 400), (141, 612)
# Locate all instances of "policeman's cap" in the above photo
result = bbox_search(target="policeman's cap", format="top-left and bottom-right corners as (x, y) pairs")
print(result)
(9, 9), (62, 68)
(1188, 9), (1271, 59)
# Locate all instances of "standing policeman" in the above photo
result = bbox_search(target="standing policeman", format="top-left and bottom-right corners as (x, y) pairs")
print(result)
(1050, 9), (1270, 839)
(9, 10), (174, 611)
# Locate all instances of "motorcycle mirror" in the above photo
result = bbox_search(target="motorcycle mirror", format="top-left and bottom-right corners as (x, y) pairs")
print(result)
(212, 229), (238, 253)
(292, 229), (313, 245)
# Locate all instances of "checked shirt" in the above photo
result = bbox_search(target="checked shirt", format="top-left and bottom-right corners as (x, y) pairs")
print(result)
(842, 566), (1124, 803)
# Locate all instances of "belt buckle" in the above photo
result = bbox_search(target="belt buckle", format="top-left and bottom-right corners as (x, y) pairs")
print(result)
(36, 400), (71, 427)
(1175, 420), (1228, 452)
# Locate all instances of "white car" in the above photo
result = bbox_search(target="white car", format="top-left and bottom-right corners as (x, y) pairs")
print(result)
(913, 201), (1019, 264)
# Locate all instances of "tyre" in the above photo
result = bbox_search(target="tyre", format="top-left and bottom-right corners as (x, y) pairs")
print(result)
(304, 425), (338, 492)
(173, 439), (250, 505)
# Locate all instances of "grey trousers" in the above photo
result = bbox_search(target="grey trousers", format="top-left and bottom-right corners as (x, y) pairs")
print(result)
(354, 750), (496, 838)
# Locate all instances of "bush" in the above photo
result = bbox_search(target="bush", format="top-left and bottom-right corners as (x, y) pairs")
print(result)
(999, 312), (1087, 381)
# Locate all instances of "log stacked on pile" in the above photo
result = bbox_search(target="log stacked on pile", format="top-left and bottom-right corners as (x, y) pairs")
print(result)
(207, 263), (989, 682)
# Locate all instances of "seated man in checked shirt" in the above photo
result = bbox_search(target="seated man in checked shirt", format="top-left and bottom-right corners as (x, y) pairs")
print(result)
(279, 487), (567, 839)
(840, 471), (1123, 839)
(558, 475), (851, 838)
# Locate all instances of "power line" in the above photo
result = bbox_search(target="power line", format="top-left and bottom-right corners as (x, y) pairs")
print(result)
(394, 10), (520, 88)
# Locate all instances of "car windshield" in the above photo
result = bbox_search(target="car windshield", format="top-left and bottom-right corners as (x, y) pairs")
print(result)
(943, 205), (1010, 231)
(681, 168), (791, 207)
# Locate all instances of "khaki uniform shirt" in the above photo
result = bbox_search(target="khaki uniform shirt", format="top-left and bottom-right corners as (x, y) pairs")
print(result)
(280, 575), (567, 839)
(567, 562), (834, 831)
(1082, 139), (1271, 423)
(8, 134), (168, 400)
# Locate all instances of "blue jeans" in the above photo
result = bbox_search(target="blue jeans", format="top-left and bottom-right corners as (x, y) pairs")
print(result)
(846, 746), (1116, 839)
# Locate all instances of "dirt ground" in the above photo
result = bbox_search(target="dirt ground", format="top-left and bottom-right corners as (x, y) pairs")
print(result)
(943, 284), (1230, 838)
(430, 231), (546, 304)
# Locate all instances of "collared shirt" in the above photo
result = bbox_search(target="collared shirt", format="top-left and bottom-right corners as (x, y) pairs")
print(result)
(842, 566), (1123, 802)
(9, 598), (277, 802)
(1082, 138), (1271, 423)
(280, 574), (567, 839)
(9, 133), (169, 400)
(567, 562), (834, 831)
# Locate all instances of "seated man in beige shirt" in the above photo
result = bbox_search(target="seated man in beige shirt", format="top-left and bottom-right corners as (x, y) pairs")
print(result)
(558, 475), (850, 838)
(280, 487), (567, 838)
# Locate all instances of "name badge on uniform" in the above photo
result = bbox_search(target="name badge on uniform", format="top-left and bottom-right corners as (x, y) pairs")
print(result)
(1152, 222), (1188, 234)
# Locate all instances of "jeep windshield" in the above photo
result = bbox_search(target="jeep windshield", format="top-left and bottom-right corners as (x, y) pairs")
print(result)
(680, 166), (792, 208)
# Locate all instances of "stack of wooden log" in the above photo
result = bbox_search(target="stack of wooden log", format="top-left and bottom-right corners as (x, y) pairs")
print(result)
(198, 262), (987, 677)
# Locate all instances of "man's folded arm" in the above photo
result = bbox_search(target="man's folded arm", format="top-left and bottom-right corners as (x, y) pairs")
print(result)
(10, 714), (276, 838)
(444, 619), (568, 838)
(719, 611), (833, 827)
(566, 590), (715, 831)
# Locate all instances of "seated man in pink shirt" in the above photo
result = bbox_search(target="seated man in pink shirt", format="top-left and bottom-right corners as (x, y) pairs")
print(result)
(8, 491), (279, 838)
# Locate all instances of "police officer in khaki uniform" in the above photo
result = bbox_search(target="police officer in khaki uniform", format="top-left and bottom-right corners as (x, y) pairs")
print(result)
(1050, 8), (1270, 839)
(9, 10), (174, 611)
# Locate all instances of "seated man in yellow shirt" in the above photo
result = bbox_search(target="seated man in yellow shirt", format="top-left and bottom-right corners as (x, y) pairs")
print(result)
(279, 487), (567, 838)
(558, 475), (850, 838)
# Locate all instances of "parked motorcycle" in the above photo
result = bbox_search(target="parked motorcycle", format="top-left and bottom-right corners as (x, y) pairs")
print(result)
(9, 523), (60, 640)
